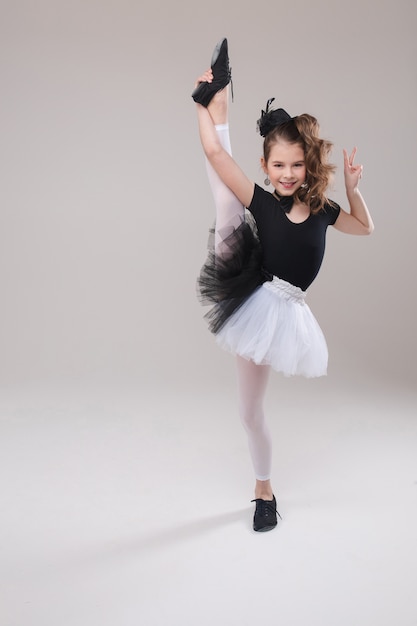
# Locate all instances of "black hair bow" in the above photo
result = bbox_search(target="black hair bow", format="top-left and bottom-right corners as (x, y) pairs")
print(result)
(257, 98), (292, 137)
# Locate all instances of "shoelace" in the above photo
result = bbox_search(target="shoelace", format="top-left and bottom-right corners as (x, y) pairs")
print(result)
(251, 498), (282, 520)
(229, 67), (234, 102)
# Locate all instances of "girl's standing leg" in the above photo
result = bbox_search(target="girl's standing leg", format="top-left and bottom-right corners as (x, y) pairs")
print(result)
(235, 356), (274, 500)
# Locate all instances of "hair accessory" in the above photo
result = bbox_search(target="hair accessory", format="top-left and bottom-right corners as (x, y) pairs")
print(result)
(257, 98), (292, 137)
(264, 176), (270, 186)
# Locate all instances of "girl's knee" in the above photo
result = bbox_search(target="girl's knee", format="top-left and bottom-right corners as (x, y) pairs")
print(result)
(239, 405), (264, 432)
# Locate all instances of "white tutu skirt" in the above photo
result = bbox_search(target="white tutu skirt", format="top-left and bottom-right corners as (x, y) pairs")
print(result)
(216, 276), (328, 378)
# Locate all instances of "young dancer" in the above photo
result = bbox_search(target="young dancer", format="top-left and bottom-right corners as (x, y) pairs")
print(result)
(192, 39), (374, 532)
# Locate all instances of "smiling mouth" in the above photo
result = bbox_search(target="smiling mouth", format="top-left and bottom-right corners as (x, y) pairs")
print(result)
(280, 181), (296, 189)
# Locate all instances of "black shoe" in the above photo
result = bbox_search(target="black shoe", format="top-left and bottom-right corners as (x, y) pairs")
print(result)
(192, 37), (232, 107)
(251, 495), (281, 532)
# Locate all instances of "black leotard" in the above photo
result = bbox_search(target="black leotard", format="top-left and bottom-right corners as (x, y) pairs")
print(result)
(247, 184), (340, 291)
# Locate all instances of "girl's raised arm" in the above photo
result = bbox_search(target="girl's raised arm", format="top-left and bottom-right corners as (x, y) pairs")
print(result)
(195, 86), (254, 209)
(333, 147), (374, 236)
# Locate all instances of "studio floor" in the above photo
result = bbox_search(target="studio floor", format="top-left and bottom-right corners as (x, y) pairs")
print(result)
(1, 374), (416, 626)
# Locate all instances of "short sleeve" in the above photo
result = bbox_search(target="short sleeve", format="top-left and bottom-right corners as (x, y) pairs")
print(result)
(246, 184), (267, 224)
(323, 200), (341, 225)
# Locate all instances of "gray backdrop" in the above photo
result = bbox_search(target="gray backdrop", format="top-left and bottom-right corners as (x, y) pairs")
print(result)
(1, 0), (416, 392)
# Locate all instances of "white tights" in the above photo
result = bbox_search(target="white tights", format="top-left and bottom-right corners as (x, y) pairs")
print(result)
(205, 124), (273, 481)
(236, 356), (272, 481)
(206, 124), (244, 257)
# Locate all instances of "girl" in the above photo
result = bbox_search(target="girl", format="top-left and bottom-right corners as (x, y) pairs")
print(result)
(192, 39), (374, 532)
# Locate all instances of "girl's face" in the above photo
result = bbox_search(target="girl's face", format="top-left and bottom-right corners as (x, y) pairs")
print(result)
(262, 140), (306, 196)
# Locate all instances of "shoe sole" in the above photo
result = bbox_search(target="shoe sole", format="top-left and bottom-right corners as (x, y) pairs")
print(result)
(254, 524), (277, 532)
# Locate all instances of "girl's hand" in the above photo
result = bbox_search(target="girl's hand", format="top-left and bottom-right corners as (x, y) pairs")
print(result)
(194, 68), (213, 89)
(343, 147), (363, 193)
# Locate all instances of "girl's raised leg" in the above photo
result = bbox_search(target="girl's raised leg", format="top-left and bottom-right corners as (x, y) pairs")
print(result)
(198, 82), (244, 257)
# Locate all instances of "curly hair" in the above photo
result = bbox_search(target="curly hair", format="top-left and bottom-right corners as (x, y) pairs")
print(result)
(259, 103), (336, 214)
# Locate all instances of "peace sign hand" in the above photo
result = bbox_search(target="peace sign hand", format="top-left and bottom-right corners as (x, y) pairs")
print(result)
(343, 147), (363, 193)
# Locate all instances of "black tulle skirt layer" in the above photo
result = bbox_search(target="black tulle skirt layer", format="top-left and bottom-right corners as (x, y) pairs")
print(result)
(197, 216), (268, 334)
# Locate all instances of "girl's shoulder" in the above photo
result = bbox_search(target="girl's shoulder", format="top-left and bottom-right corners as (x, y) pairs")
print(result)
(249, 183), (274, 208)
(316, 199), (341, 224)
(247, 184), (276, 223)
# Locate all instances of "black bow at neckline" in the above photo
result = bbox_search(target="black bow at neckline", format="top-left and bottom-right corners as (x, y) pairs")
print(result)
(273, 191), (294, 213)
